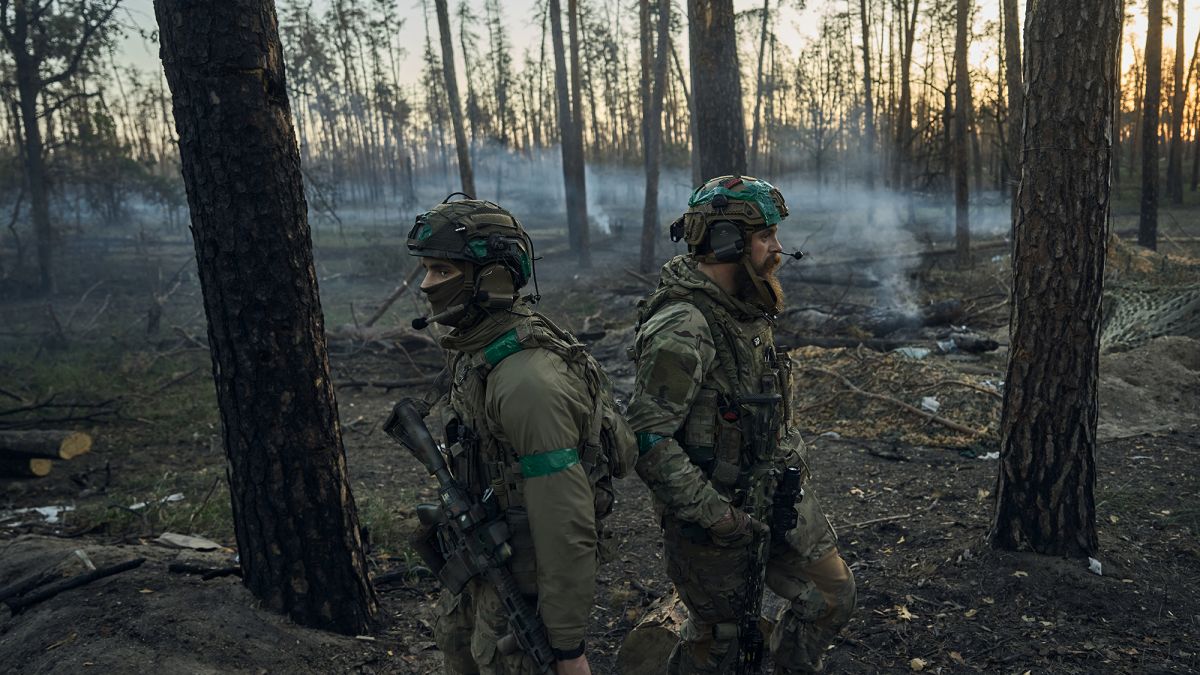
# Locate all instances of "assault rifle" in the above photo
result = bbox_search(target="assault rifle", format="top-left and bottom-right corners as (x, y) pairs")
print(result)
(732, 374), (803, 674)
(383, 399), (555, 673)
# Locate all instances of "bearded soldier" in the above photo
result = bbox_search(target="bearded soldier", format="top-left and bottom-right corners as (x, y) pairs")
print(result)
(407, 197), (632, 675)
(627, 176), (856, 673)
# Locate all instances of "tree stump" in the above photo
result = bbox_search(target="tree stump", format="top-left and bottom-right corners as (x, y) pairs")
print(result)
(0, 430), (92, 460)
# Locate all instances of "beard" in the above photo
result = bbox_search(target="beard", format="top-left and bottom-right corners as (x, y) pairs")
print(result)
(735, 253), (786, 314)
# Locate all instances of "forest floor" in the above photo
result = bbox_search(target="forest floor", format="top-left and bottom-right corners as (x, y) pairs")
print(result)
(1, 205), (1199, 674)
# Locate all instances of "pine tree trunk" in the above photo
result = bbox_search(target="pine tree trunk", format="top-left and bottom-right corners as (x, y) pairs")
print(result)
(688, 0), (746, 178)
(641, 0), (670, 273)
(567, 0), (591, 267)
(749, 0), (771, 174)
(892, 0), (919, 190)
(1167, 0), (1186, 204)
(153, 0), (378, 634)
(435, 0), (476, 197)
(989, 0), (1119, 558)
(1002, 0), (1021, 227)
(1140, 0), (1163, 250)
(953, 0), (971, 268)
(859, 0), (875, 189)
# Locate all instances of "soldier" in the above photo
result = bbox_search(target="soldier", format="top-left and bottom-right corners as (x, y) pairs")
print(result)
(407, 196), (629, 675)
(627, 176), (856, 673)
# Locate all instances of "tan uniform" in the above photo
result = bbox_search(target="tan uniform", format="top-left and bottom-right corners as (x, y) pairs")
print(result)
(627, 256), (856, 674)
(430, 305), (601, 674)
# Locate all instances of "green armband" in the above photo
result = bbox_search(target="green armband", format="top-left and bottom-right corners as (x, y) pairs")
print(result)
(519, 447), (580, 477)
(636, 433), (667, 456)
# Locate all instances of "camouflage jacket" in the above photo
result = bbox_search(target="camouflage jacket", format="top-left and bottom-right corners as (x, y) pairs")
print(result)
(626, 255), (801, 526)
(433, 304), (597, 651)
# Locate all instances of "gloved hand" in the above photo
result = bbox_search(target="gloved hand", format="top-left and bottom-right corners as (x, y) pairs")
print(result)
(708, 505), (768, 547)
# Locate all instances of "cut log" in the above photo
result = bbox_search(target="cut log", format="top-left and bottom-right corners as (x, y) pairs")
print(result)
(0, 458), (52, 477)
(0, 430), (92, 460)
(618, 590), (686, 675)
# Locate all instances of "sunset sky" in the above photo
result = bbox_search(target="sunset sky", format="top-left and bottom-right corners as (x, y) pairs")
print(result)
(114, 1), (1186, 96)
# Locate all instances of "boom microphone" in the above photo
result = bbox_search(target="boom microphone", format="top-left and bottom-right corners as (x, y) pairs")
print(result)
(412, 303), (468, 330)
(784, 250), (806, 260)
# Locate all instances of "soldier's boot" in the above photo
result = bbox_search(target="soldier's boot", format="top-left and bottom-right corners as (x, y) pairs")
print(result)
(770, 552), (857, 674)
(670, 622), (738, 674)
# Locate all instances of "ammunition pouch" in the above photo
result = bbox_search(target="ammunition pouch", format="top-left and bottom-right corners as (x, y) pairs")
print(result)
(409, 507), (446, 576)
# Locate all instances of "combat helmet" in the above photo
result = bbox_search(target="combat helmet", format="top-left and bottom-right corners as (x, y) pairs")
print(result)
(407, 194), (536, 327)
(670, 175), (788, 264)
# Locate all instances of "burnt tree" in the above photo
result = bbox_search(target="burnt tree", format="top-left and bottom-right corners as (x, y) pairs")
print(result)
(640, 0), (670, 273)
(435, 0), (476, 197)
(549, 0), (590, 266)
(1166, 0), (1185, 204)
(1002, 0), (1022, 226)
(989, 0), (1120, 557)
(1139, 0), (1162, 250)
(953, 0), (971, 267)
(153, 0), (378, 633)
(688, 0), (746, 178)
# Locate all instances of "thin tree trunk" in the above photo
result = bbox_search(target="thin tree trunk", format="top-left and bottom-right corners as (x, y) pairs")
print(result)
(749, 0), (770, 173)
(688, 0), (746, 178)
(891, 0), (919, 190)
(859, 0), (875, 188)
(954, 0), (971, 267)
(567, 0), (590, 266)
(991, 0), (1119, 558)
(1140, 0), (1163, 249)
(670, 38), (701, 187)
(1167, 0), (1186, 204)
(153, 0), (378, 633)
(435, 0), (476, 196)
(1002, 0), (1021, 228)
(641, 0), (670, 273)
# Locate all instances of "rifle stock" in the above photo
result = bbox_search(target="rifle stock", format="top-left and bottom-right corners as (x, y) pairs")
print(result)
(384, 399), (555, 673)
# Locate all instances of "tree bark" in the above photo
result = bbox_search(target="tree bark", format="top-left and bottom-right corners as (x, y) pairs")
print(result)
(434, 0), (476, 197)
(153, 0), (378, 634)
(954, 0), (971, 268)
(567, 0), (591, 267)
(1167, 0), (1186, 204)
(1140, 0), (1163, 250)
(549, 0), (590, 266)
(990, 0), (1119, 558)
(1002, 0), (1021, 229)
(859, 0), (876, 189)
(640, 0), (671, 273)
(688, 0), (747, 178)
(891, 0), (919, 190)
(749, 0), (771, 173)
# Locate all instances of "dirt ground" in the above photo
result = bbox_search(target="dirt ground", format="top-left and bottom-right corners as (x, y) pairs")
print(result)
(2, 215), (1199, 674)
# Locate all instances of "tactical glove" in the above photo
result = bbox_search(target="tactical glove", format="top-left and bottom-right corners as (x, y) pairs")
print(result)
(708, 505), (768, 547)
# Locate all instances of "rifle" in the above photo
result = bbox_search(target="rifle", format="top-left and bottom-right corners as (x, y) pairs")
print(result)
(384, 399), (555, 673)
(731, 374), (803, 674)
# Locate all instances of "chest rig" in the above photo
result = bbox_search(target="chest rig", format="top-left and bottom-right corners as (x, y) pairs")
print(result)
(443, 313), (631, 520)
(637, 287), (795, 503)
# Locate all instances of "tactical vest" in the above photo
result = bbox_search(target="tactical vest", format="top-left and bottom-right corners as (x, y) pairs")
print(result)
(634, 284), (795, 501)
(443, 312), (636, 590)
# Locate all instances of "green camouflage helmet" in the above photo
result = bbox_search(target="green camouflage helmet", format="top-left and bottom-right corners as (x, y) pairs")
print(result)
(407, 197), (534, 288)
(671, 175), (789, 263)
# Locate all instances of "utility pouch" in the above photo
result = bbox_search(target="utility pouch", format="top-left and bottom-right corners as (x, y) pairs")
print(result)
(682, 389), (720, 448)
(503, 507), (539, 596)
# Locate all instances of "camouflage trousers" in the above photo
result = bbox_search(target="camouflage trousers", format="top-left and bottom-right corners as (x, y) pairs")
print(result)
(663, 489), (857, 674)
(433, 578), (541, 675)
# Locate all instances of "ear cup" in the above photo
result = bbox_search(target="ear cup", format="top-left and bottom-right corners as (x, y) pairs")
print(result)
(707, 221), (746, 263)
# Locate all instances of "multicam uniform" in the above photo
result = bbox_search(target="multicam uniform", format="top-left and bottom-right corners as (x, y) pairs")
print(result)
(628, 255), (856, 674)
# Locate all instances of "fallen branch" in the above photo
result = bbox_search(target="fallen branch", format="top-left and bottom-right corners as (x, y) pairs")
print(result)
(365, 265), (424, 328)
(780, 334), (919, 352)
(167, 562), (242, 581)
(848, 513), (913, 529)
(914, 379), (1003, 401)
(624, 268), (657, 286)
(335, 376), (438, 391)
(801, 367), (987, 437)
(5, 558), (146, 615)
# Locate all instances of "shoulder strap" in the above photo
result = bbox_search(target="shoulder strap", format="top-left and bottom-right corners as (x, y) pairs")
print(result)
(641, 288), (745, 397)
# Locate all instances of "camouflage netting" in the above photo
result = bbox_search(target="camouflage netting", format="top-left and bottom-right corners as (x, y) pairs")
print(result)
(789, 346), (1002, 448)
